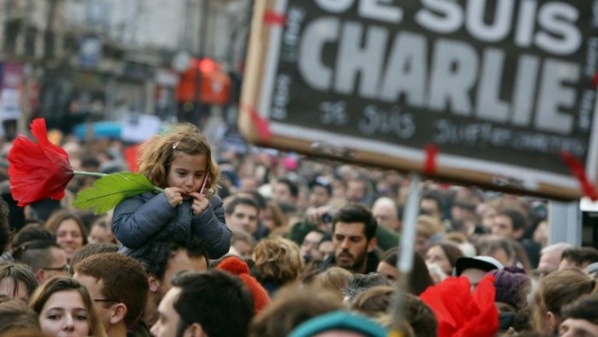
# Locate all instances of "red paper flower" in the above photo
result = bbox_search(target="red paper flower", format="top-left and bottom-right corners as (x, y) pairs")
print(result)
(420, 275), (499, 337)
(8, 119), (74, 206)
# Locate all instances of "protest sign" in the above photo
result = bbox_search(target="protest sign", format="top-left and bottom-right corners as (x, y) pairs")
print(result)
(240, 0), (598, 200)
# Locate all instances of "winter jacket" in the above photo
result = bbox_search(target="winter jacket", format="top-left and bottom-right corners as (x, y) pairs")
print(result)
(112, 191), (231, 259)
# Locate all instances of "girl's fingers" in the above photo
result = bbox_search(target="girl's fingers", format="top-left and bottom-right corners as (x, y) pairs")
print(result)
(192, 198), (209, 215)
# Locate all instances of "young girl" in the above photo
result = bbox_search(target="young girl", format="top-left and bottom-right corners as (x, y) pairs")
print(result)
(112, 123), (230, 259)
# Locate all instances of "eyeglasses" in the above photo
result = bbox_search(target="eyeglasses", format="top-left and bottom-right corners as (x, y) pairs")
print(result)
(41, 265), (70, 273)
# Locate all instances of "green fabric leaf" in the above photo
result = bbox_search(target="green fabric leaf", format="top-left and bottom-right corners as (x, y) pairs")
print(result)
(72, 172), (157, 214)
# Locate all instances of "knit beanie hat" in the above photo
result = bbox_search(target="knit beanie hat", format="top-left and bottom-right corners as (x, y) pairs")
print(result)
(216, 256), (270, 314)
(289, 311), (387, 337)
(488, 266), (530, 311)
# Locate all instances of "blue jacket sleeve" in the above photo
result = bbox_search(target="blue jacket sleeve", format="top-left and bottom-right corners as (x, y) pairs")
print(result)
(112, 193), (177, 248)
(191, 194), (231, 259)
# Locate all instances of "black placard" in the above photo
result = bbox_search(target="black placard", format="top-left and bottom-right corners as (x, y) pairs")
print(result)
(244, 0), (598, 197)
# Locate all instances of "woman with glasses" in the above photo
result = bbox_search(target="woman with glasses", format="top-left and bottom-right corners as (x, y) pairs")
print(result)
(29, 277), (107, 337)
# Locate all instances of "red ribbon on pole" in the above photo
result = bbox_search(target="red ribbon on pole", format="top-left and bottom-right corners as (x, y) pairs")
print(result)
(243, 104), (272, 142)
(560, 151), (598, 201)
(263, 11), (286, 26)
(424, 144), (438, 175)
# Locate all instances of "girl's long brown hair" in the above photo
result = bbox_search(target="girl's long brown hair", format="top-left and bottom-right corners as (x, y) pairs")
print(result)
(137, 123), (220, 195)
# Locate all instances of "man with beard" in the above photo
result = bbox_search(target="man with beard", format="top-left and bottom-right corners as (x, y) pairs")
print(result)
(323, 203), (379, 274)
(150, 270), (254, 337)
(123, 234), (209, 329)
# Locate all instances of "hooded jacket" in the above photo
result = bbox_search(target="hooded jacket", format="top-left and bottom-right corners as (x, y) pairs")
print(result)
(112, 191), (230, 259)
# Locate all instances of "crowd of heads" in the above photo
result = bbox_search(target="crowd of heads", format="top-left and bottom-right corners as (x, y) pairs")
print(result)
(0, 122), (597, 337)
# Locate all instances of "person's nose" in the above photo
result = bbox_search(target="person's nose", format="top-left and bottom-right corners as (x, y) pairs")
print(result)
(150, 322), (159, 336)
(62, 315), (75, 331)
(341, 238), (350, 249)
(241, 216), (251, 226)
(185, 175), (197, 188)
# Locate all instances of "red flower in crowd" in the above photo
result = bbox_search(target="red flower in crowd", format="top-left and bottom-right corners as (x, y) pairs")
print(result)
(420, 275), (499, 337)
(8, 118), (74, 206)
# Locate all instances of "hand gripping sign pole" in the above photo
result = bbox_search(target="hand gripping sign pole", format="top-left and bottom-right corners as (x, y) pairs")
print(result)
(389, 173), (421, 337)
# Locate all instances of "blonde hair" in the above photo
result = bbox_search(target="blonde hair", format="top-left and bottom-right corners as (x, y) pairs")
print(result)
(253, 237), (304, 286)
(137, 123), (220, 195)
(416, 215), (444, 238)
(310, 267), (352, 300)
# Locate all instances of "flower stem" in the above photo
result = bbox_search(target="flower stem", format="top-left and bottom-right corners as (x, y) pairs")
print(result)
(73, 171), (107, 178)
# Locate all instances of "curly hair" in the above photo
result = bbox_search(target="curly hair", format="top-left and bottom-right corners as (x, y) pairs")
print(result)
(137, 123), (220, 195)
(253, 237), (304, 286)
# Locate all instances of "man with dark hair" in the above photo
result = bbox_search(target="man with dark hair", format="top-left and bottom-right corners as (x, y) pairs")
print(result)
(273, 177), (299, 204)
(124, 234), (209, 327)
(1, 224), (55, 262)
(308, 176), (332, 208)
(13, 239), (68, 284)
(73, 253), (149, 337)
(493, 208), (540, 268)
(492, 209), (528, 240)
(300, 230), (325, 263)
(10, 224), (55, 248)
(559, 295), (598, 337)
(560, 247), (598, 270)
(225, 197), (267, 241)
(420, 191), (444, 223)
(325, 203), (379, 274)
(151, 270), (254, 337)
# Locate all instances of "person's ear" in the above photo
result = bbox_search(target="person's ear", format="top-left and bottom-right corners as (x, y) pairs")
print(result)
(109, 303), (128, 325)
(547, 311), (559, 331)
(35, 268), (45, 283)
(367, 237), (378, 253)
(185, 322), (205, 337)
(148, 275), (161, 293)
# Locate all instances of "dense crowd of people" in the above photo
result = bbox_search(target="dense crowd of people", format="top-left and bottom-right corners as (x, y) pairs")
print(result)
(0, 121), (597, 337)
